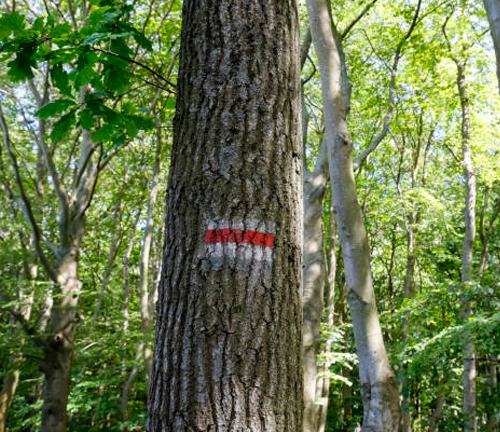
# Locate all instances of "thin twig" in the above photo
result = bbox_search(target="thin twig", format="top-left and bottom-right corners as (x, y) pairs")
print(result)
(92, 47), (176, 93)
(341, 0), (379, 40)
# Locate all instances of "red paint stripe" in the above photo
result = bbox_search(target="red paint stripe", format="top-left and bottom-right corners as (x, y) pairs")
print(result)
(205, 229), (275, 247)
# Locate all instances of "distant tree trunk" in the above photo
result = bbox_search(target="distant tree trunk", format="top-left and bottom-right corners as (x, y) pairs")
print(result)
(478, 192), (500, 275)
(123, 210), (141, 335)
(0, 263), (35, 432)
(428, 387), (445, 432)
(306, 0), (401, 429)
(122, 123), (162, 425)
(316, 210), (336, 432)
(93, 198), (123, 321)
(455, 60), (477, 432)
(483, 0), (500, 93)
(120, 210), (142, 427)
(38, 125), (96, 432)
(147, 0), (303, 430)
(486, 359), (499, 432)
(303, 140), (328, 432)
(139, 118), (162, 385)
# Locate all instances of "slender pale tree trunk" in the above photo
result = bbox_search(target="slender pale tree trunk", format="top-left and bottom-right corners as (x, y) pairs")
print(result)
(481, 2), (500, 423)
(122, 124), (162, 424)
(123, 210), (142, 335)
(120, 210), (141, 426)
(93, 199), (123, 321)
(139, 118), (162, 385)
(454, 60), (477, 432)
(316, 211), (336, 432)
(484, 0), (500, 92)
(303, 140), (329, 432)
(306, 0), (401, 429)
(147, 0), (303, 430)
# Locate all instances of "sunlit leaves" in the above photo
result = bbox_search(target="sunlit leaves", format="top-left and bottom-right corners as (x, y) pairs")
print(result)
(0, 1), (157, 143)
(36, 99), (76, 119)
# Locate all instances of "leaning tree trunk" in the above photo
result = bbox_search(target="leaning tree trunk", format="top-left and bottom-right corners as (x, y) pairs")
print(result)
(306, 0), (401, 430)
(455, 60), (477, 432)
(147, 0), (303, 431)
(484, 0), (500, 93)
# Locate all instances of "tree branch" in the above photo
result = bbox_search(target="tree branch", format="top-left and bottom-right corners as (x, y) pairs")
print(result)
(353, 0), (422, 170)
(27, 80), (70, 226)
(92, 47), (177, 94)
(341, 0), (379, 39)
(0, 103), (58, 282)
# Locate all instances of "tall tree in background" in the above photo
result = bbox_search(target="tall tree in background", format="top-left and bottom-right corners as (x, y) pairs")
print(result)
(443, 15), (479, 431)
(147, 0), (303, 430)
(306, 0), (402, 429)
(484, 0), (500, 92)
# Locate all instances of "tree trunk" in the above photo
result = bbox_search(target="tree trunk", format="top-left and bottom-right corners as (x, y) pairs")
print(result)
(401, 126), (426, 432)
(0, 264), (35, 432)
(316, 210), (336, 432)
(147, 0), (303, 430)
(303, 140), (329, 432)
(40, 252), (82, 432)
(486, 359), (499, 432)
(484, 0), (500, 93)
(140, 118), (162, 385)
(306, 0), (401, 430)
(455, 60), (477, 432)
(40, 128), (95, 432)
(428, 388), (445, 432)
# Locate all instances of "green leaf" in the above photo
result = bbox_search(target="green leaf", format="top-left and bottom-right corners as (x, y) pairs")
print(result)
(50, 64), (72, 96)
(6, 41), (37, 82)
(74, 50), (98, 87)
(49, 22), (72, 39)
(130, 115), (155, 131)
(36, 99), (75, 119)
(123, 116), (138, 137)
(0, 12), (26, 39)
(91, 123), (115, 142)
(32, 17), (45, 32)
(78, 108), (95, 131)
(131, 28), (152, 51)
(50, 110), (76, 142)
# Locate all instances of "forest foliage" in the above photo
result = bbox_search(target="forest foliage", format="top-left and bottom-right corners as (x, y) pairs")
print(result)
(0, 0), (500, 430)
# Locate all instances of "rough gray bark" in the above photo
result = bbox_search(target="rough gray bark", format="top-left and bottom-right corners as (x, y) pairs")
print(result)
(306, 0), (401, 429)
(484, 0), (500, 93)
(147, 1), (303, 430)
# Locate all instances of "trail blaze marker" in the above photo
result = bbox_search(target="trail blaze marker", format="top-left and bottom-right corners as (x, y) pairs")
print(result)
(205, 228), (275, 248)
(202, 219), (275, 271)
